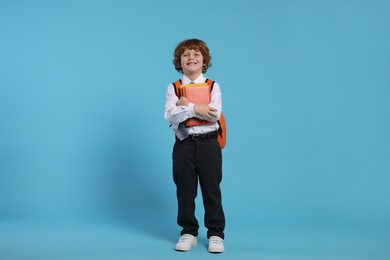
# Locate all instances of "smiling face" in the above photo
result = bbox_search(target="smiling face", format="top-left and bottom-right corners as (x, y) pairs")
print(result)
(180, 48), (204, 79)
(173, 39), (212, 75)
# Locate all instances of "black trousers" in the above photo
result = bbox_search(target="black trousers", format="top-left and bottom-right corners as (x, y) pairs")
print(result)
(172, 134), (225, 239)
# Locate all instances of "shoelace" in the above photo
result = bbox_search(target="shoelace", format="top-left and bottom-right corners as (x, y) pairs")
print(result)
(179, 235), (194, 243)
(209, 236), (223, 245)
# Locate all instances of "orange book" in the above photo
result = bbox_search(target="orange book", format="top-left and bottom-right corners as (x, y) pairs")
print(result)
(181, 83), (213, 126)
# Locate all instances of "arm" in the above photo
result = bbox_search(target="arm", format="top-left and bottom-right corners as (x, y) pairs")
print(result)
(175, 96), (217, 122)
(164, 84), (196, 127)
(194, 104), (218, 121)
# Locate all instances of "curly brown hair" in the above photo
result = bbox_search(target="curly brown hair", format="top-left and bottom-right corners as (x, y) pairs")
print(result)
(173, 39), (212, 73)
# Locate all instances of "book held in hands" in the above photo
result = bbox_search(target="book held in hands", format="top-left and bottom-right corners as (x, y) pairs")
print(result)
(181, 83), (212, 127)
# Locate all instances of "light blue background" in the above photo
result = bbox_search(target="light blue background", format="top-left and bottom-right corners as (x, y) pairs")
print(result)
(1, 0), (389, 259)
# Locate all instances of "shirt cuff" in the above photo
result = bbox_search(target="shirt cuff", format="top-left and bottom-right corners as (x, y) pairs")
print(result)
(188, 103), (196, 118)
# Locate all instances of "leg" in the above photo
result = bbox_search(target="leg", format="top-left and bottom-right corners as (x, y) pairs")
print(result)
(173, 139), (199, 237)
(197, 138), (225, 239)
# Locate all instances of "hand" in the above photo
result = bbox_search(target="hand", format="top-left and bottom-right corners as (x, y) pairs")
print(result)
(194, 104), (218, 120)
(176, 97), (189, 106)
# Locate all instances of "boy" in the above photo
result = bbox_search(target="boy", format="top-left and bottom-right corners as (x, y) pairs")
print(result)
(164, 39), (225, 253)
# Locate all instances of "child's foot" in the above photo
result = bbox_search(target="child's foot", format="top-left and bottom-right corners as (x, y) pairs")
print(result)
(208, 236), (224, 253)
(175, 234), (197, 251)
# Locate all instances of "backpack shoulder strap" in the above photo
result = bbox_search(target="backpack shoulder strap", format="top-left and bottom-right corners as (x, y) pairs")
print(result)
(205, 78), (215, 92)
(172, 79), (182, 97)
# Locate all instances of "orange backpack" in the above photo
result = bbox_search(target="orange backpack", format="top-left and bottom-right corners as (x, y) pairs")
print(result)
(172, 79), (226, 149)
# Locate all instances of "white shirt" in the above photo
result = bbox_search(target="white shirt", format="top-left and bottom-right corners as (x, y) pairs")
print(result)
(164, 74), (222, 136)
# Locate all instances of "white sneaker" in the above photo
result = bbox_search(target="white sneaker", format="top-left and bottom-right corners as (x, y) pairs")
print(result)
(175, 234), (197, 251)
(208, 236), (224, 253)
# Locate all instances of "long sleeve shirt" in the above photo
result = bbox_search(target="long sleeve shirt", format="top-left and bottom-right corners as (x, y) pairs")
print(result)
(164, 74), (222, 137)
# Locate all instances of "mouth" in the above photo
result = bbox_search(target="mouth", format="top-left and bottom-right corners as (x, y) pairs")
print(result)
(186, 62), (198, 66)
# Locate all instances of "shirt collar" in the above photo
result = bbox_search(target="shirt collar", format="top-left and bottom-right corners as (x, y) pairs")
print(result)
(182, 74), (206, 84)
